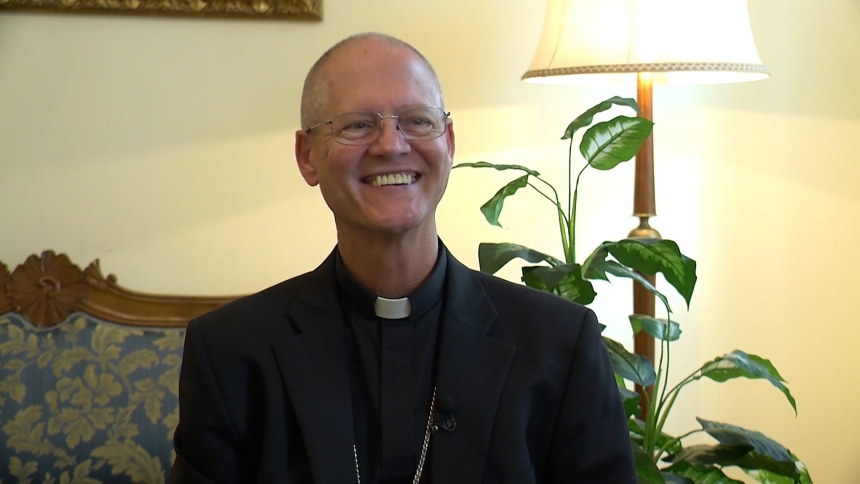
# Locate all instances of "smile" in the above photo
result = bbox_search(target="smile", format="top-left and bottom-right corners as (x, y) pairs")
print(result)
(367, 173), (418, 187)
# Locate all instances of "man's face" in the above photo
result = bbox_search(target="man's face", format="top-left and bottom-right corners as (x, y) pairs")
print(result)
(295, 40), (455, 240)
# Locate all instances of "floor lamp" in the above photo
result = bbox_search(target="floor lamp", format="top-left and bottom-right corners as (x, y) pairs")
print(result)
(521, 0), (769, 406)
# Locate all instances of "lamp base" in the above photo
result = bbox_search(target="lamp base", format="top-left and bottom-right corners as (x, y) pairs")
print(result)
(628, 216), (661, 240)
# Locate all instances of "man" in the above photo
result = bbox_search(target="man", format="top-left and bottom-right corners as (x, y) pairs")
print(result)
(170, 33), (635, 483)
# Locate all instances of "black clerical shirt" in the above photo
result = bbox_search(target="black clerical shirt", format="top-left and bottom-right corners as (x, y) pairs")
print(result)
(335, 248), (447, 484)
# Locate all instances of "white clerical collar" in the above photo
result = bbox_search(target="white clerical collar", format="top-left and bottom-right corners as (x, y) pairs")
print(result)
(375, 296), (412, 319)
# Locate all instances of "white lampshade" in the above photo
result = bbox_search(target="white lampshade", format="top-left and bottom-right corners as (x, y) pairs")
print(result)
(523, 0), (769, 86)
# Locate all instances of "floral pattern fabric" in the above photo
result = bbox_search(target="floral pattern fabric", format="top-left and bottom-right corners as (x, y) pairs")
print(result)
(0, 312), (184, 483)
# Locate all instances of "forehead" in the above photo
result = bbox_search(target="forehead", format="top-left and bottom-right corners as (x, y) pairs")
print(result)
(321, 40), (440, 114)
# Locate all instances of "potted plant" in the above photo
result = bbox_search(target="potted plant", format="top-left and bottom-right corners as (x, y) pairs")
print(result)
(453, 96), (812, 483)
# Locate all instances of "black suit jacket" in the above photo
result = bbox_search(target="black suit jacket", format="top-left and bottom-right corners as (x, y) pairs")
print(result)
(169, 249), (636, 483)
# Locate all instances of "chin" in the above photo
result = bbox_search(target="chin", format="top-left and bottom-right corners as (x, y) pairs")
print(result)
(372, 212), (432, 235)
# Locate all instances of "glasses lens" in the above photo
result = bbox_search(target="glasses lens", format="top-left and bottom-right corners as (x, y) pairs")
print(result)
(398, 107), (447, 140)
(331, 112), (380, 144)
(328, 107), (448, 145)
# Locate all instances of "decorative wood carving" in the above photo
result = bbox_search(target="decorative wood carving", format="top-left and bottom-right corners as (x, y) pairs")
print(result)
(0, 262), (10, 315)
(0, 0), (321, 20)
(6, 252), (88, 328)
(1, 251), (239, 328)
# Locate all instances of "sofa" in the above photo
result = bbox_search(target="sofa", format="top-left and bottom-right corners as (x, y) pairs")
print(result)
(0, 252), (236, 483)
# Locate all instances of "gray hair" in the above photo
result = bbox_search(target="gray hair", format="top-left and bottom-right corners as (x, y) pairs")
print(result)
(300, 32), (444, 130)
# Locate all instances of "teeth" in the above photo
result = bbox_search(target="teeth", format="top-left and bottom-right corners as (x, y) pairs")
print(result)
(371, 173), (415, 186)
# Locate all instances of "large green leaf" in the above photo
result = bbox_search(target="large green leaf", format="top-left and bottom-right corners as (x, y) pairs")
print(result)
(662, 461), (745, 484)
(699, 350), (796, 415)
(477, 242), (561, 275)
(665, 444), (754, 466)
(619, 386), (641, 419)
(696, 418), (797, 478)
(602, 337), (656, 387)
(733, 452), (803, 477)
(629, 418), (646, 442)
(452, 161), (541, 177)
(582, 244), (614, 281)
(521, 264), (596, 305)
(633, 443), (667, 484)
(479, 174), (530, 227)
(604, 239), (697, 308)
(586, 254), (671, 311)
(654, 430), (683, 459)
(554, 269), (597, 305)
(630, 315), (681, 341)
(661, 474), (695, 484)
(580, 115), (654, 170)
(561, 96), (641, 140)
(629, 418), (681, 458)
(745, 454), (812, 484)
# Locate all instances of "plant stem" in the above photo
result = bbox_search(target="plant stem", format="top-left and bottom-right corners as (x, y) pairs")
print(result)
(653, 429), (704, 463)
(527, 182), (570, 256)
(660, 369), (701, 412)
(531, 175), (571, 258)
(657, 310), (673, 434)
(527, 182), (564, 215)
(570, 163), (589, 265)
(644, 361), (662, 453)
(533, 174), (564, 206)
(568, 135), (573, 263)
(654, 381), (683, 447)
(654, 370), (702, 443)
(648, 311), (678, 457)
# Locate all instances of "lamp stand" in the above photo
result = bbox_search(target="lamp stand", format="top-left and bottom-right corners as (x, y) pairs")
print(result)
(629, 73), (661, 415)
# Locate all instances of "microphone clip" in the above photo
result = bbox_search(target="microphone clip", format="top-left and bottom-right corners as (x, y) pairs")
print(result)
(433, 415), (456, 433)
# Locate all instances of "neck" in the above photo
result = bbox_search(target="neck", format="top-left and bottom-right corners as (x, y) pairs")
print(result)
(337, 227), (439, 299)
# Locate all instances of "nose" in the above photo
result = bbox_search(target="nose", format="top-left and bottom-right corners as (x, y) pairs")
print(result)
(369, 116), (411, 157)
(377, 115), (403, 136)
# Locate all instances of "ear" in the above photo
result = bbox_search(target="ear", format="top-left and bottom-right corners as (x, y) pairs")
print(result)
(445, 118), (456, 167)
(295, 130), (320, 187)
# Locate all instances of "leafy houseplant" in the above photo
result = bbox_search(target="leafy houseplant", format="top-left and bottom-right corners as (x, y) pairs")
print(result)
(453, 97), (811, 483)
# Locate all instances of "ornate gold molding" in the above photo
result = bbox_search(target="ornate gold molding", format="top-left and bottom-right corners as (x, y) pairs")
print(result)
(0, 0), (321, 20)
(1, 251), (239, 328)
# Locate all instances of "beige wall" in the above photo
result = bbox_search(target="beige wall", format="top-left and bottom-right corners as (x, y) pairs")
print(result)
(1, 0), (858, 481)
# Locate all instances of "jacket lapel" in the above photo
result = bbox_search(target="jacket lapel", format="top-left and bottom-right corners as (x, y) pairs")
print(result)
(268, 248), (515, 483)
(269, 250), (356, 484)
(431, 253), (516, 483)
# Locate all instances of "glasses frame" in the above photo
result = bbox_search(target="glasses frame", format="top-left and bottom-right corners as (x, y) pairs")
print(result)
(305, 106), (451, 146)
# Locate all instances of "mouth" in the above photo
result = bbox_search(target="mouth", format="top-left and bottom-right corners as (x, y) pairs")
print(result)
(365, 172), (420, 187)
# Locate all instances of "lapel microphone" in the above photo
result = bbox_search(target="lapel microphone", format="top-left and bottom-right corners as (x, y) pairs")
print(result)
(434, 395), (456, 433)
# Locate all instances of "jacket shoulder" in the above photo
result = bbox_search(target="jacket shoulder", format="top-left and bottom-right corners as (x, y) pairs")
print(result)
(465, 269), (598, 351)
(211, 272), (310, 316)
(191, 270), (316, 339)
(472, 269), (592, 319)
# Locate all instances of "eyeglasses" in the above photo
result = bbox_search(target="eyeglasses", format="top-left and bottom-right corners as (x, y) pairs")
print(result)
(305, 106), (450, 146)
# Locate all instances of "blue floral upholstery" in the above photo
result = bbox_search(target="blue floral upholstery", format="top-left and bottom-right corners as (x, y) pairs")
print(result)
(0, 311), (184, 484)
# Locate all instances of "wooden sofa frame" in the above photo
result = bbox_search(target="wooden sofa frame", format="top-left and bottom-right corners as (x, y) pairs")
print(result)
(0, 251), (237, 329)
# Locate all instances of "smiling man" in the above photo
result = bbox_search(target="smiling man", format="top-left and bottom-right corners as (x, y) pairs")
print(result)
(169, 33), (636, 484)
